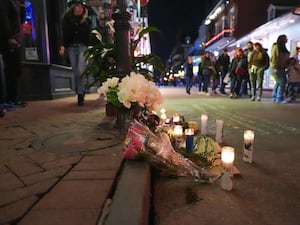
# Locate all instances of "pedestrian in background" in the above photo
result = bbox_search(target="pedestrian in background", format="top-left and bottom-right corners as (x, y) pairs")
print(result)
(241, 41), (254, 97)
(248, 42), (270, 101)
(184, 55), (194, 95)
(199, 51), (212, 95)
(0, 0), (26, 109)
(229, 48), (248, 98)
(210, 55), (219, 95)
(270, 34), (290, 103)
(285, 57), (300, 103)
(59, 0), (91, 106)
(216, 48), (230, 95)
(197, 60), (204, 94)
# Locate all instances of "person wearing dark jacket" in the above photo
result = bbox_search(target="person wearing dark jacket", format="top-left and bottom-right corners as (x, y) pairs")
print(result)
(59, 0), (91, 106)
(229, 48), (248, 98)
(216, 48), (230, 94)
(184, 56), (194, 95)
(0, 0), (26, 111)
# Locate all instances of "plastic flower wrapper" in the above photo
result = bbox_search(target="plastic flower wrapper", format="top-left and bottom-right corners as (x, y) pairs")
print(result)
(123, 120), (219, 183)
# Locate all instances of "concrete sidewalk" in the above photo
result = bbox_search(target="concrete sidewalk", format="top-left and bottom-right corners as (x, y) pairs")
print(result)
(0, 94), (150, 225)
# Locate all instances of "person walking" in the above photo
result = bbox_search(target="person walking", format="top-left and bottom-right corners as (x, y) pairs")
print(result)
(229, 48), (248, 98)
(59, 0), (91, 106)
(184, 56), (194, 95)
(216, 48), (230, 95)
(248, 42), (269, 101)
(270, 34), (290, 103)
(0, 0), (26, 109)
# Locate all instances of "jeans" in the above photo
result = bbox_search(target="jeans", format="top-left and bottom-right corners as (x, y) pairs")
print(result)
(68, 45), (87, 95)
(219, 70), (226, 93)
(230, 74), (243, 95)
(249, 66), (264, 98)
(271, 68), (287, 102)
(202, 74), (210, 92)
(185, 76), (193, 92)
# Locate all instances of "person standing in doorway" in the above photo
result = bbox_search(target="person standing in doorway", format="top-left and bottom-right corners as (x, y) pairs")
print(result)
(0, 0), (26, 109)
(270, 34), (290, 103)
(59, 0), (91, 106)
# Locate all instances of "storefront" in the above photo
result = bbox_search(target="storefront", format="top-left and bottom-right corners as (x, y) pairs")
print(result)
(20, 0), (101, 100)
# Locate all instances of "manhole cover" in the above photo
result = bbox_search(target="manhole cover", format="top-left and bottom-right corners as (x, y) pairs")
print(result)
(31, 130), (121, 153)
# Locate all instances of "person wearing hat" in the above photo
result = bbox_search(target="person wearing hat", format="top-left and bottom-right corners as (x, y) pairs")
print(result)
(59, 0), (91, 106)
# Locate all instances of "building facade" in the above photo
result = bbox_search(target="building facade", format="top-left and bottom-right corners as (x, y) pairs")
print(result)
(193, 0), (300, 88)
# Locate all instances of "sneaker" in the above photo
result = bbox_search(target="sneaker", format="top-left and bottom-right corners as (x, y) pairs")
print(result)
(198, 91), (204, 95)
(279, 100), (289, 104)
(229, 93), (233, 98)
(256, 96), (261, 101)
(250, 96), (255, 101)
(205, 92), (210, 96)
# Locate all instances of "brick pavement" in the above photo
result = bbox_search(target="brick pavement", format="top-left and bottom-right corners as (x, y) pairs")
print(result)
(0, 94), (137, 225)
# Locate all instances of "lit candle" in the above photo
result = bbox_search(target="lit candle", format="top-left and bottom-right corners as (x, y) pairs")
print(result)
(185, 128), (194, 153)
(201, 114), (208, 135)
(173, 125), (183, 149)
(221, 146), (235, 169)
(221, 146), (235, 191)
(160, 113), (167, 125)
(173, 125), (183, 137)
(215, 119), (224, 144)
(243, 130), (255, 163)
(160, 108), (166, 114)
(173, 113), (180, 124)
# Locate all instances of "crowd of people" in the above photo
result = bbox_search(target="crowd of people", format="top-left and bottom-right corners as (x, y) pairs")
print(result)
(184, 34), (300, 104)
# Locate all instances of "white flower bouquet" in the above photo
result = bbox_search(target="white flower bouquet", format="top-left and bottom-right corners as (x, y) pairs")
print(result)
(97, 72), (163, 112)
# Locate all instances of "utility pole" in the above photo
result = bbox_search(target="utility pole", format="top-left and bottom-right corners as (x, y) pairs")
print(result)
(113, 0), (131, 77)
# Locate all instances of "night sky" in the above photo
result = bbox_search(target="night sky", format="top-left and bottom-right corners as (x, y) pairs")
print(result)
(147, 0), (213, 64)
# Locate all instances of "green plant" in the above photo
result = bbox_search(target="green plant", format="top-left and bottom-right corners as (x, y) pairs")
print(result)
(83, 26), (163, 86)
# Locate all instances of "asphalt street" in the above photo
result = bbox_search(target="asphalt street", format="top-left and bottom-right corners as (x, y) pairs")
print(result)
(153, 87), (300, 225)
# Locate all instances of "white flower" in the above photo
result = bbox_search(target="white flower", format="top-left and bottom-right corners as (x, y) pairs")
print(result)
(97, 77), (119, 96)
(98, 72), (163, 111)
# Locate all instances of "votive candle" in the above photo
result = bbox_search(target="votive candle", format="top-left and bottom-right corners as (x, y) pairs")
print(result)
(185, 128), (194, 153)
(173, 113), (180, 124)
(201, 114), (208, 135)
(243, 130), (255, 163)
(221, 146), (235, 191)
(173, 125), (183, 137)
(221, 146), (235, 169)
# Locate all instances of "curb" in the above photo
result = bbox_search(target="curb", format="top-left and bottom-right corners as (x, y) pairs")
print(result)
(103, 160), (151, 225)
